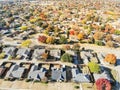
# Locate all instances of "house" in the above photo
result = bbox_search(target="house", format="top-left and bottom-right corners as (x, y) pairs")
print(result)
(5, 64), (25, 79)
(65, 50), (77, 56)
(5, 63), (33, 79)
(51, 65), (66, 82)
(16, 48), (31, 60)
(71, 67), (90, 83)
(2, 47), (17, 59)
(93, 71), (114, 83)
(0, 62), (14, 78)
(32, 49), (45, 60)
(0, 67), (7, 78)
(93, 66), (114, 83)
(49, 49), (61, 60)
(27, 64), (46, 81)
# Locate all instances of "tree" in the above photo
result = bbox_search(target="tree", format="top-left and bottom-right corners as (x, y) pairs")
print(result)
(46, 36), (55, 44)
(77, 33), (84, 40)
(20, 26), (28, 31)
(95, 78), (111, 90)
(21, 40), (32, 47)
(106, 41), (114, 47)
(114, 36), (120, 43)
(105, 34), (113, 41)
(38, 35), (47, 43)
(69, 30), (75, 35)
(104, 54), (116, 64)
(93, 31), (104, 40)
(41, 53), (48, 60)
(30, 18), (37, 23)
(88, 61), (100, 73)
(59, 36), (67, 44)
(114, 30), (120, 35)
(0, 52), (5, 59)
(61, 53), (72, 62)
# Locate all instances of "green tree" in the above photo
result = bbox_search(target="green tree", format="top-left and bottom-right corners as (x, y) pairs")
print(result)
(88, 61), (100, 73)
(61, 53), (72, 62)
(59, 36), (67, 44)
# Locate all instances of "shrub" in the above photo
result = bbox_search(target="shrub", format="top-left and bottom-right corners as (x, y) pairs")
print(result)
(95, 40), (104, 46)
(61, 53), (72, 62)
(88, 61), (100, 73)
(74, 85), (80, 89)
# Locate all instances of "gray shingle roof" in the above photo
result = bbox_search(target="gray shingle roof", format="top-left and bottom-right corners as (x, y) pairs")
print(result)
(28, 71), (46, 80)
(51, 67), (66, 81)
(28, 67), (46, 80)
(16, 48), (30, 56)
(50, 50), (61, 58)
(73, 74), (90, 83)
(72, 68), (90, 83)
(32, 49), (45, 59)
(11, 67), (25, 78)
(3, 47), (16, 55)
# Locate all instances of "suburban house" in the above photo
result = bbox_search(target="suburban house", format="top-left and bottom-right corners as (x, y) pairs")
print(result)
(2, 47), (17, 59)
(65, 50), (77, 56)
(27, 64), (47, 81)
(49, 49), (61, 60)
(5, 63), (33, 79)
(51, 65), (66, 82)
(93, 66), (114, 83)
(32, 49), (45, 60)
(0, 62), (14, 78)
(71, 66), (91, 83)
(16, 48), (31, 60)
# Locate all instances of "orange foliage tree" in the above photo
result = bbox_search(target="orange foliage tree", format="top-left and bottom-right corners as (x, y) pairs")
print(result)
(77, 33), (84, 40)
(69, 30), (75, 35)
(104, 54), (116, 64)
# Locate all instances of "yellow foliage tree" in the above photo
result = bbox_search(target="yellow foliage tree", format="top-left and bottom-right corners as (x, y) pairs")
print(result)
(30, 18), (37, 23)
(20, 26), (28, 31)
(21, 40), (32, 47)
(0, 52), (5, 59)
